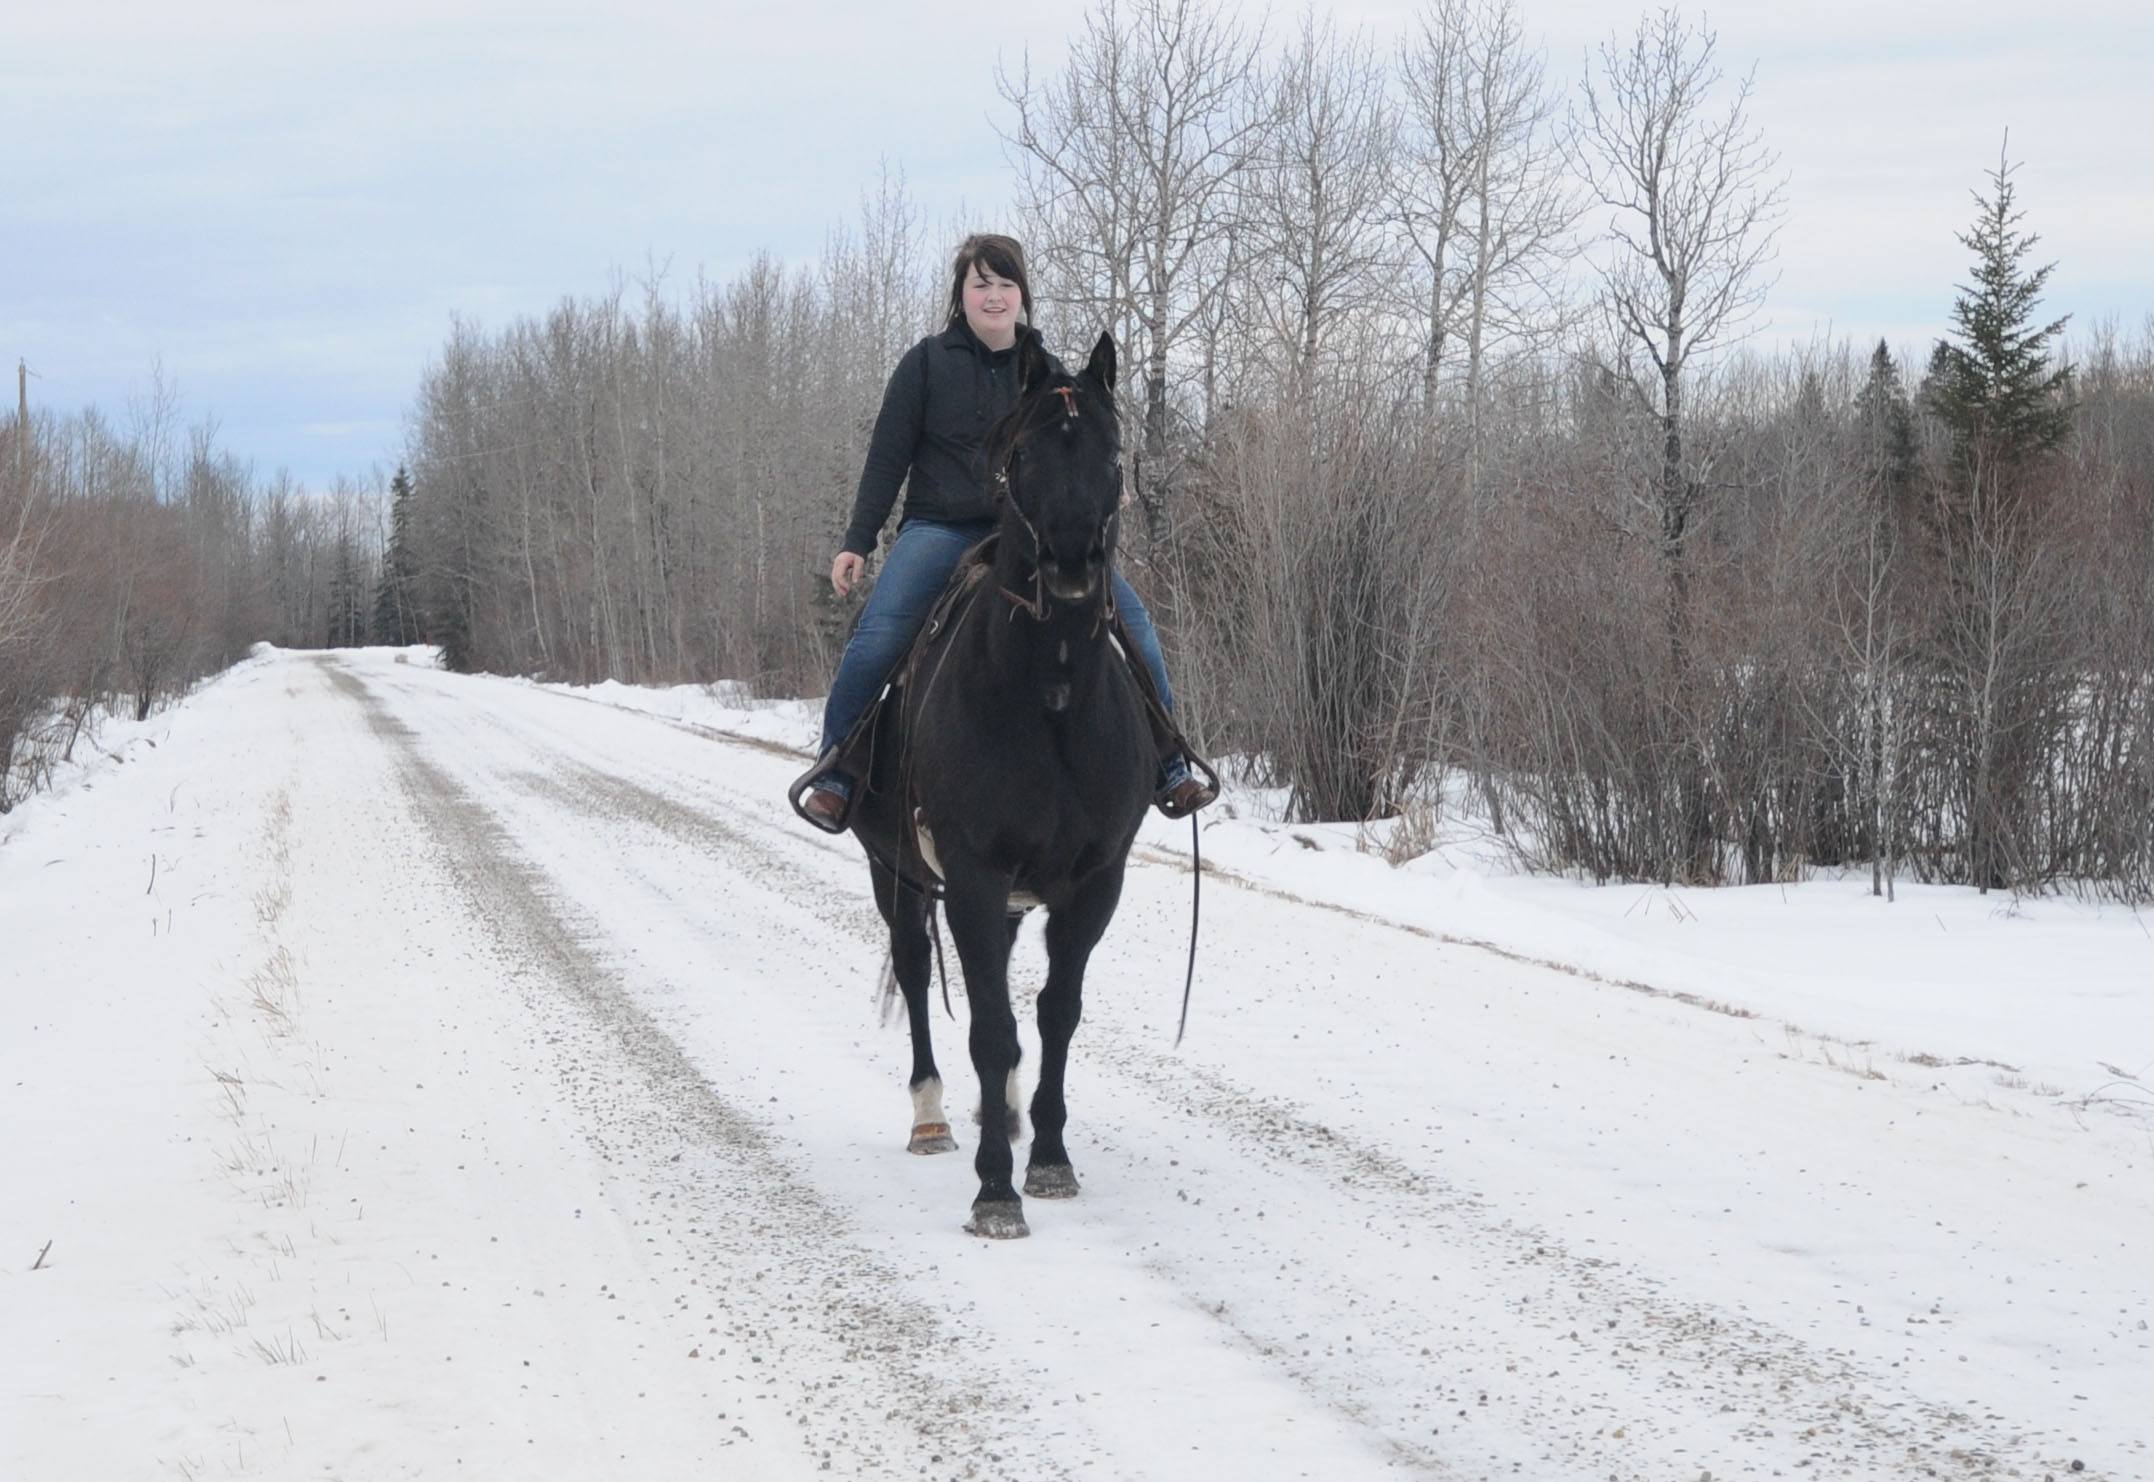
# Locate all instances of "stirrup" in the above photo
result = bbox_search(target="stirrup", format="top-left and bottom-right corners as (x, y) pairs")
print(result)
(1154, 756), (1221, 820)
(788, 750), (855, 834)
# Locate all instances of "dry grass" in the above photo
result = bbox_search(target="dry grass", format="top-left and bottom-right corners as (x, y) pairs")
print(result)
(1377, 798), (1440, 868)
(248, 1328), (305, 1366)
(245, 946), (299, 1029)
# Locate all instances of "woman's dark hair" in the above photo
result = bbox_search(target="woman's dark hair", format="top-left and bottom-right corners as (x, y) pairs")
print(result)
(946, 233), (1033, 327)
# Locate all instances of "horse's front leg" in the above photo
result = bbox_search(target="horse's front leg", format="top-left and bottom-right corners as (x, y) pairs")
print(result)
(941, 858), (1027, 1238)
(1027, 863), (1124, 1199)
(872, 859), (954, 1155)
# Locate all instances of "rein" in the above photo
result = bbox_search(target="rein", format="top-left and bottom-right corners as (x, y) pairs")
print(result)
(998, 575), (1049, 623)
(1177, 814), (1201, 1048)
(988, 466), (1049, 622)
(990, 386), (1120, 636)
(988, 375), (1081, 578)
(954, 373), (1210, 1046)
(871, 569), (1000, 1020)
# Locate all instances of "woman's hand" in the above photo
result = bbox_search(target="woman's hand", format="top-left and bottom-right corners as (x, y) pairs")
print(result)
(830, 550), (866, 597)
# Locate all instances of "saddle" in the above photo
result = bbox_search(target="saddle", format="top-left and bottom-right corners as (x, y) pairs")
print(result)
(785, 534), (1216, 844)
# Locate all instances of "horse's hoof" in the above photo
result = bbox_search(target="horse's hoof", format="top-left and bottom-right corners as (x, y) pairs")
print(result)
(963, 1199), (1029, 1240)
(1024, 1163), (1080, 1199)
(908, 1123), (958, 1155)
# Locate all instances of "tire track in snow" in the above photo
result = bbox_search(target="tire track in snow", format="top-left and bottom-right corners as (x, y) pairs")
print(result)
(480, 755), (1471, 1472)
(482, 733), (2079, 1479)
(322, 661), (1079, 1482)
(370, 676), (1447, 1473)
(339, 660), (2100, 1479)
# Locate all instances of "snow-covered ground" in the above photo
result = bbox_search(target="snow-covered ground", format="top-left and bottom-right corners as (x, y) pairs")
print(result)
(3, 646), (2148, 1481)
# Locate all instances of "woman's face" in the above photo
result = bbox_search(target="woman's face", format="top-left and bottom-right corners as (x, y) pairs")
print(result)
(962, 262), (1023, 348)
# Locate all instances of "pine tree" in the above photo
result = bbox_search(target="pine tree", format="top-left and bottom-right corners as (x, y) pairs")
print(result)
(373, 466), (421, 645)
(1918, 148), (2075, 896)
(1925, 148), (2072, 473)
(371, 553), (402, 644)
(1854, 340), (1917, 501)
(328, 542), (361, 648)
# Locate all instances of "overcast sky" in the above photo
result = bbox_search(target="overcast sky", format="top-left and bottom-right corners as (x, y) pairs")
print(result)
(6, 0), (2150, 490)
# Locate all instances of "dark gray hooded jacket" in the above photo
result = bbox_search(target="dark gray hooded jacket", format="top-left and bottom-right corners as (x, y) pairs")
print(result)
(840, 318), (1057, 557)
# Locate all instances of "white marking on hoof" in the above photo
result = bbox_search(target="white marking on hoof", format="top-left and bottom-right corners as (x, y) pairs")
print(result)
(909, 1078), (956, 1153)
(908, 1123), (958, 1155)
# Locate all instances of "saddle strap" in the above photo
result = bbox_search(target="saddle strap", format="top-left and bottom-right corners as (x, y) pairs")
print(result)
(822, 538), (998, 798)
(1110, 609), (1221, 792)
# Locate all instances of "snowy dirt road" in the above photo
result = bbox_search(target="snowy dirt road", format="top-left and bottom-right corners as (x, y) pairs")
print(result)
(4, 648), (2147, 1481)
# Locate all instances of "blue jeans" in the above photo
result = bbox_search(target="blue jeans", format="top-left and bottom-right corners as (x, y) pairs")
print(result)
(819, 517), (1177, 758)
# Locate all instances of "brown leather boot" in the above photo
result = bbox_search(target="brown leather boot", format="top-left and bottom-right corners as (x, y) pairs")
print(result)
(802, 781), (852, 833)
(1156, 772), (1217, 819)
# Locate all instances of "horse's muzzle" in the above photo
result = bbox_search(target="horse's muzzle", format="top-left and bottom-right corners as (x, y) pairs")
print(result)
(1041, 564), (1097, 603)
(1041, 538), (1106, 602)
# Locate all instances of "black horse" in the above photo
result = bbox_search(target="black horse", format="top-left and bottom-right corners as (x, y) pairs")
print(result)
(850, 331), (1153, 1240)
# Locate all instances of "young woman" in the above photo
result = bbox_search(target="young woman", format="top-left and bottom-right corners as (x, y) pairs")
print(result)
(800, 232), (1210, 832)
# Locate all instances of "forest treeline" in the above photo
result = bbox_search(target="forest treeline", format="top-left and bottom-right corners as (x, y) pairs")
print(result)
(5, 0), (2149, 900)
(0, 371), (386, 804)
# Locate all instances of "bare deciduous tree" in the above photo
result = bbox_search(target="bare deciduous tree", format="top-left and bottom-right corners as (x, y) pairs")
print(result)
(1570, 8), (1784, 655)
(1241, 13), (1393, 391)
(1396, 0), (1577, 441)
(17, 4), (2152, 906)
(1566, 8), (1784, 879)
(999, 0), (1270, 530)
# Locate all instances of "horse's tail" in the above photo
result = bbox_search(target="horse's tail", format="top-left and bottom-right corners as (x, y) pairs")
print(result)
(875, 949), (901, 1026)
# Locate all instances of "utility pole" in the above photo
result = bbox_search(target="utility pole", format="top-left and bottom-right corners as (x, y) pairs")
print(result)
(14, 359), (24, 499)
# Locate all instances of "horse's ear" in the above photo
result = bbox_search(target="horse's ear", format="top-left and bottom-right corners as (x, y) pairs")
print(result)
(1083, 332), (1117, 392)
(1017, 331), (1052, 394)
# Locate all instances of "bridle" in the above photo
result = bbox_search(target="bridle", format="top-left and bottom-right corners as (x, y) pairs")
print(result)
(991, 380), (1119, 633)
(928, 362), (1209, 1051)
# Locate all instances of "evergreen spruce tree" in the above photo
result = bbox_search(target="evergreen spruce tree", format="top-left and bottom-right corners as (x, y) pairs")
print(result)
(1792, 368), (1828, 431)
(327, 544), (357, 647)
(1855, 339), (1917, 499)
(434, 597), (473, 672)
(373, 466), (420, 645)
(1924, 148), (2072, 474)
(1918, 147), (2074, 895)
(371, 553), (402, 644)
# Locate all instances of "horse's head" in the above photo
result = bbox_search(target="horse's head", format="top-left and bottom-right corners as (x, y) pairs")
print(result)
(989, 332), (1122, 607)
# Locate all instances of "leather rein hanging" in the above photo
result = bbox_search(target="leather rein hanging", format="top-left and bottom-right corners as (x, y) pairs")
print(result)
(989, 376), (1203, 1047)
